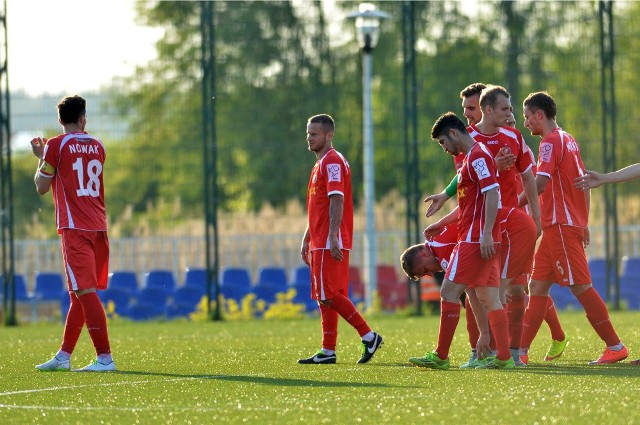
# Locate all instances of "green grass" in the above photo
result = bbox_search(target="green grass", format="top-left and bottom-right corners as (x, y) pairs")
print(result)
(2, 310), (640, 424)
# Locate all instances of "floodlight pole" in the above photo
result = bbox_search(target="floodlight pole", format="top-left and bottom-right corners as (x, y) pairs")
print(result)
(346, 3), (390, 310)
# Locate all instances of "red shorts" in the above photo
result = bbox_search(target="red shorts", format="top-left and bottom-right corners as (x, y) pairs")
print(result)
(310, 249), (349, 300)
(510, 273), (529, 286)
(60, 229), (110, 292)
(445, 241), (501, 288)
(500, 209), (537, 279)
(532, 224), (590, 286)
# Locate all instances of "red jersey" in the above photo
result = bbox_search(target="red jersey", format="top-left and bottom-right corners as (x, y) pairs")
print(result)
(307, 148), (353, 251)
(536, 128), (588, 228)
(457, 142), (502, 243)
(464, 124), (536, 209)
(39, 132), (107, 232)
(426, 224), (458, 272)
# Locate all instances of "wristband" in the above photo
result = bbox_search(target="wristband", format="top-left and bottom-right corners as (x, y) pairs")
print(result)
(444, 174), (457, 198)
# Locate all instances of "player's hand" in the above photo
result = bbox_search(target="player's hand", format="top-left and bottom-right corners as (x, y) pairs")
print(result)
(476, 333), (491, 359)
(329, 236), (343, 261)
(575, 171), (602, 190)
(424, 222), (443, 241)
(30, 137), (47, 160)
(583, 227), (590, 248)
(495, 147), (516, 172)
(480, 234), (495, 259)
(300, 240), (311, 266)
(424, 192), (450, 218)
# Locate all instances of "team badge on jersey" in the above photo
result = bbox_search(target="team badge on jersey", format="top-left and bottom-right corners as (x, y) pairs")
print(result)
(539, 143), (553, 163)
(327, 164), (341, 182)
(472, 158), (491, 180)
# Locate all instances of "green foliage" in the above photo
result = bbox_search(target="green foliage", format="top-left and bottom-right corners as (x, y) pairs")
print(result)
(23, 0), (635, 237)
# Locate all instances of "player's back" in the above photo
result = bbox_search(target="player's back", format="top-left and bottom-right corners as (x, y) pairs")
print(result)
(45, 132), (107, 232)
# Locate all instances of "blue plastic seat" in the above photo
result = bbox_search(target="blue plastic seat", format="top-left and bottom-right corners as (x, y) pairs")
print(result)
(292, 265), (311, 286)
(144, 270), (176, 295)
(252, 283), (278, 305)
(292, 281), (317, 312)
(257, 267), (288, 291)
(133, 286), (168, 315)
(126, 303), (161, 322)
(220, 267), (252, 302)
(99, 287), (132, 315)
(549, 284), (579, 310)
(109, 271), (139, 294)
(166, 286), (205, 318)
(183, 268), (214, 297)
(34, 272), (65, 301)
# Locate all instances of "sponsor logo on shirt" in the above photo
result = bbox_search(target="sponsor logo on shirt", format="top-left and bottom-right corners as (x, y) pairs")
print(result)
(566, 141), (579, 152)
(440, 259), (449, 270)
(472, 158), (491, 179)
(487, 139), (499, 145)
(457, 188), (465, 198)
(327, 164), (341, 182)
(539, 143), (553, 163)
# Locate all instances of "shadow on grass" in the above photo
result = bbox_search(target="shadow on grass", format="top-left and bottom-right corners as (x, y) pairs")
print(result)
(514, 362), (640, 377)
(110, 370), (408, 388)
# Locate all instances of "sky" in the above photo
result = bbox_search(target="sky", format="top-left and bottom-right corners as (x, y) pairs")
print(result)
(6, 0), (163, 96)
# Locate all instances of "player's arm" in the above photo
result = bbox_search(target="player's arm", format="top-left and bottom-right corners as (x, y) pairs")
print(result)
(424, 174), (457, 218)
(520, 169), (542, 237)
(575, 163), (640, 190)
(300, 225), (311, 265)
(31, 137), (54, 195)
(480, 186), (499, 259)
(519, 174), (550, 207)
(328, 193), (344, 261)
(583, 187), (591, 248)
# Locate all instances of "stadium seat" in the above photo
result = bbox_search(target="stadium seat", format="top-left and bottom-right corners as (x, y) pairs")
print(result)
(588, 257), (615, 300)
(60, 292), (71, 323)
(257, 267), (288, 291)
(376, 265), (408, 310)
(549, 284), (579, 310)
(220, 267), (252, 302)
(109, 271), (139, 294)
(292, 265), (311, 286)
(124, 287), (168, 320)
(252, 283), (279, 305)
(34, 272), (65, 301)
(348, 265), (365, 303)
(144, 270), (176, 295)
(621, 256), (640, 278)
(99, 287), (132, 316)
(184, 268), (207, 294)
(166, 285), (204, 318)
(291, 281), (317, 312)
(620, 256), (640, 310)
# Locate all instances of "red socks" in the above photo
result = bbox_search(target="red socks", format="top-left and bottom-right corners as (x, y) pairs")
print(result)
(319, 303), (339, 351)
(435, 301), (461, 360)
(577, 287), (621, 346)
(464, 297), (480, 350)
(543, 296), (565, 341)
(329, 293), (371, 337)
(77, 292), (111, 355)
(520, 295), (548, 350)
(61, 292), (85, 354)
(488, 309), (510, 361)
(507, 296), (525, 348)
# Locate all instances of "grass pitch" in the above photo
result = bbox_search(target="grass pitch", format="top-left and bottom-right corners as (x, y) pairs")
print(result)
(1, 310), (640, 424)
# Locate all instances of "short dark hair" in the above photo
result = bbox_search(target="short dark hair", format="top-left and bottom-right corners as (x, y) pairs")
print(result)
(523, 91), (557, 120)
(400, 244), (425, 281)
(431, 112), (468, 140)
(459, 82), (487, 99)
(308, 114), (335, 133)
(57, 95), (86, 125)
(479, 85), (510, 109)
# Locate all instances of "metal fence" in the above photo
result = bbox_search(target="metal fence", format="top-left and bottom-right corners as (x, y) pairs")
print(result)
(12, 225), (640, 293)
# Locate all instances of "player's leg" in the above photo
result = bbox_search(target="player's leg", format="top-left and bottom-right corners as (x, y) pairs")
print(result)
(35, 291), (84, 371)
(408, 277), (465, 370)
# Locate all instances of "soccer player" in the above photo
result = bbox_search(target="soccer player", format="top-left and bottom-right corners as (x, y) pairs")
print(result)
(408, 112), (514, 370)
(402, 206), (537, 366)
(298, 114), (383, 365)
(575, 163), (640, 189)
(518, 91), (628, 365)
(31, 95), (115, 372)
